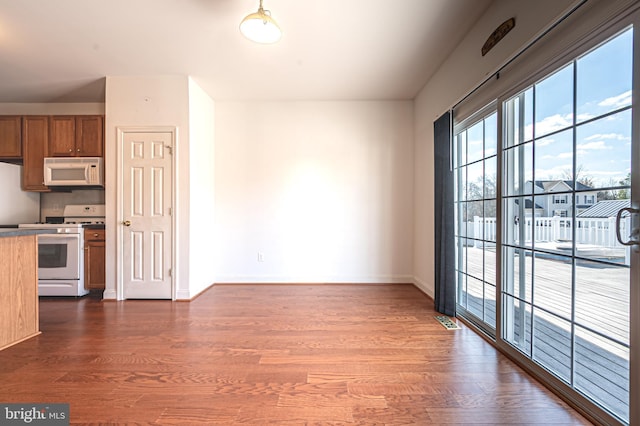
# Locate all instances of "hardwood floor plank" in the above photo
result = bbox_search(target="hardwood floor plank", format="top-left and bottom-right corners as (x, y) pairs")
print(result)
(0, 284), (591, 424)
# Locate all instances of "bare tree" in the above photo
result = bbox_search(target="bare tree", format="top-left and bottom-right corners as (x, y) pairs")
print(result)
(562, 164), (594, 188)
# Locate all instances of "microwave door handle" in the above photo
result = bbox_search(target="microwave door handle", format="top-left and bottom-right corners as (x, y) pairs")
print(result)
(85, 165), (90, 183)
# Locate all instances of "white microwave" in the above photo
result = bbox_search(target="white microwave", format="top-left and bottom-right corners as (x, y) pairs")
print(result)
(44, 157), (104, 186)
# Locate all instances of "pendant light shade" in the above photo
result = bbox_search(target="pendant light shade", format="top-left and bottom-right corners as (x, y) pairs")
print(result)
(240, 0), (281, 44)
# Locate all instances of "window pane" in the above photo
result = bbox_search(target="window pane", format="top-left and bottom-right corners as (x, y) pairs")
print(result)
(485, 113), (498, 156)
(533, 253), (572, 319)
(503, 197), (533, 248)
(575, 109), (631, 190)
(575, 259), (629, 345)
(466, 162), (484, 200)
(533, 309), (572, 382)
(503, 294), (532, 356)
(535, 64), (574, 138)
(459, 166), (467, 201)
(467, 240), (484, 281)
(575, 326), (629, 423)
(484, 283), (496, 328)
(456, 131), (467, 166)
(504, 88), (534, 147)
(534, 129), (574, 183)
(484, 243), (496, 285)
(467, 120), (484, 164)
(502, 246), (532, 302)
(484, 157), (497, 199)
(504, 143), (533, 196)
(466, 276), (484, 319)
(483, 200), (497, 242)
(576, 28), (632, 122)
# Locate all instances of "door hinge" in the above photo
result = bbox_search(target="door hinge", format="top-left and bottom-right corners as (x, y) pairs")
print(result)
(168, 207), (172, 216)
(168, 268), (172, 277)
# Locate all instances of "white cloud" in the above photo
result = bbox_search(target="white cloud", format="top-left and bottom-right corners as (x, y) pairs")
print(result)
(576, 113), (595, 122)
(585, 133), (630, 141)
(535, 164), (572, 180)
(576, 141), (612, 150)
(557, 152), (573, 159)
(532, 113), (573, 137)
(536, 138), (554, 147)
(598, 90), (632, 108)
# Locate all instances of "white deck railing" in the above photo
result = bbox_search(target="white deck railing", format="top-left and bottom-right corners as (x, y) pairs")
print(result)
(467, 215), (630, 264)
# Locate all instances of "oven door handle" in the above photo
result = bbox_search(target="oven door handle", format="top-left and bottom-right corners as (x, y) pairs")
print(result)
(38, 233), (81, 241)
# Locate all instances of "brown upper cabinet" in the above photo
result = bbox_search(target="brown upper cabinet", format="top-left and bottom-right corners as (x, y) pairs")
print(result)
(0, 116), (22, 159)
(22, 116), (50, 192)
(49, 115), (103, 157)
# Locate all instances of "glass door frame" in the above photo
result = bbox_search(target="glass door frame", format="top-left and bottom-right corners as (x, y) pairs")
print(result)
(628, 13), (639, 426)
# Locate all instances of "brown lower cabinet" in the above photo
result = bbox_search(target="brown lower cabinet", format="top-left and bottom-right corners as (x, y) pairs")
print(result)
(84, 228), (105, 291)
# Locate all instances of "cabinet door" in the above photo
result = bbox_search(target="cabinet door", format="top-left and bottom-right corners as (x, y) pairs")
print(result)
(22, 116), (50, 191)
(49, 116), (76, 156)
(0, 116), (22, 158)
(85, 230), (105, 290)
(76, 116), (103, 157)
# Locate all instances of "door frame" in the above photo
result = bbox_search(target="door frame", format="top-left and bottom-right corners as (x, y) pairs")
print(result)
(116, 126), (177, 301)
(629, 16), (639, 426)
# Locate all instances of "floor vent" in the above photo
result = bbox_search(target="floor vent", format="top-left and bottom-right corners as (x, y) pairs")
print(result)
(435, 315), (461, 330)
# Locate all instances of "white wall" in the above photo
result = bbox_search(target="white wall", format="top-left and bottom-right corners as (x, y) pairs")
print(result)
(185, 77), (216, 299)
(0, 103), (104, 115)
(214, 101), (414, 283)
(104, 75), (191, 300)
(412, 0), (578, 297)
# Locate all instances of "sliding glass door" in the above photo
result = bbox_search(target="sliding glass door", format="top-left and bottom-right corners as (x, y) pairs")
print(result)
(453, 17), (639, 424)
(501, 28), (633, 423)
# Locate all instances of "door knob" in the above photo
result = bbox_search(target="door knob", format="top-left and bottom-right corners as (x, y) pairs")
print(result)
(122, 220), (131, 227)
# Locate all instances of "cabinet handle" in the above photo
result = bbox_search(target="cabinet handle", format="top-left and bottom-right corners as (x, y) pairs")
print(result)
(77, 148), (80, 152)
(68, 148), (73, 152)
(93, 233), (99, 237)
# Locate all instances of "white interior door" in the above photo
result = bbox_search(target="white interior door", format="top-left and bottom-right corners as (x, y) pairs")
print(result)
(120, 130), (173, 299)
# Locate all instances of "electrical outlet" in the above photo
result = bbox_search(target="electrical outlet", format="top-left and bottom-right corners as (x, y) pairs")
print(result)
(258, 252), (264, 262)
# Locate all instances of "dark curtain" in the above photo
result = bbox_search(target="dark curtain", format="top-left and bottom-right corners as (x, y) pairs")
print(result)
(433, 111), (456, 316)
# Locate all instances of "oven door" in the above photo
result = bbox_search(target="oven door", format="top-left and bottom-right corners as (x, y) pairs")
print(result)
(37, 234), (81, 280)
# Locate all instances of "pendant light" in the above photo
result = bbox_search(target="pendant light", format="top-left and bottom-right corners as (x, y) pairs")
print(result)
(239, 0), (282, 44)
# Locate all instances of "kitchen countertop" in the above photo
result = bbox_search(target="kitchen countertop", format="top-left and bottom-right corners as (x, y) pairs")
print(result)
(83, 224), (105, 230)
(0, 229), (57, 238)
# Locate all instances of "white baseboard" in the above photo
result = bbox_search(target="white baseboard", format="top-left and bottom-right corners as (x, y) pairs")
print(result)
(412, 275), (434, 299)
(102, 289), (117, 300)
(213, 274), (415, 284)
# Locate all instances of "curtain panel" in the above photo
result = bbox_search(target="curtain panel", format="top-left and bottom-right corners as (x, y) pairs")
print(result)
(433, 111), (455, 316)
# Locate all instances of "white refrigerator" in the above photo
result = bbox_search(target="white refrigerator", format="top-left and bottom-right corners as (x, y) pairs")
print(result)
(0, 162), (40, 225)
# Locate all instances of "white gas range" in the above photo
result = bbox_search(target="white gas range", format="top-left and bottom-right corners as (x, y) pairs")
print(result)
(19, 204), (105, 296)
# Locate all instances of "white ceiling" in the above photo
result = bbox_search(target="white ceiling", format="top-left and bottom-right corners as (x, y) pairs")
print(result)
(0, 0), (492, 103)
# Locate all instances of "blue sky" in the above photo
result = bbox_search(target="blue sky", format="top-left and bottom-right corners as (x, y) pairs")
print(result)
(461, 27), (633, 192)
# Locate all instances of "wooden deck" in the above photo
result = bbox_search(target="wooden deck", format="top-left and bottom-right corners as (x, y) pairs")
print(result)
(0, 284), (590, 424)
(461, 246), (629, 422)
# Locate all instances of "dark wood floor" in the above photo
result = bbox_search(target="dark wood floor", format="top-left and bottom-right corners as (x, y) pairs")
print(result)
(0, 284), (590, 424)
